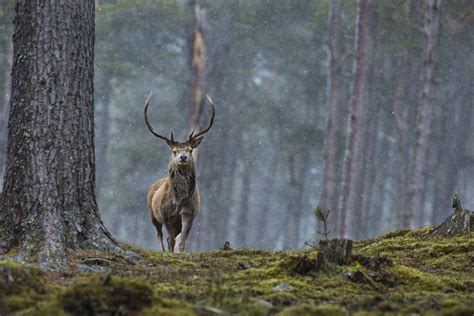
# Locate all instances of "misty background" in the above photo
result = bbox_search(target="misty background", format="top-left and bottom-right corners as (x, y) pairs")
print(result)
(0, 0), (473, 251)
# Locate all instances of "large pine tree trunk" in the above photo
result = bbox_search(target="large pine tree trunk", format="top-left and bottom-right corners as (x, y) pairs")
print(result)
(0, 0), (118, 270)
(320, 0), (346, 229)
(339, 0), (377, 238)
(406, 0), (442, 227)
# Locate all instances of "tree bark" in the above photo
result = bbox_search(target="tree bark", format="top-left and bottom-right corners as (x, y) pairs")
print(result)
(392, 48), (412, 229)
(283, 146), (311, 249)
(0, 0), (118, 270)
(95, 77), (112, 194)
(320, 0), (346, 231)
(187, 5), (207, 163)
(339, 0), (377, 238)
(0, 33), (13, 190)
(406, 0), (442, 227)
(235, 162), (251, 248)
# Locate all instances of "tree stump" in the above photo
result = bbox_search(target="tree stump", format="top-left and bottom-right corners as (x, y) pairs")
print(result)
(317, 239), (353, 266)
(429, 194), (473, 238)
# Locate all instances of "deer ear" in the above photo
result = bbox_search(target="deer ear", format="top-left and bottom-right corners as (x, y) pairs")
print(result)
(190, 136), (204, 148)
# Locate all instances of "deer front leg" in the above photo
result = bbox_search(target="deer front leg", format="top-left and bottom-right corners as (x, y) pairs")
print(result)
(165, 222), (178, 253)
(179, 213), (194, 253)
(167, 235), (176, 253)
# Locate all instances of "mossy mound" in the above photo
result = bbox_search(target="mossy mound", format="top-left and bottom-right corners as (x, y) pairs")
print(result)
(278, 304), (348, 316)
(0, 229), (472, 315)
(60, 276), (153, 315)
(0, 261), (49, 314)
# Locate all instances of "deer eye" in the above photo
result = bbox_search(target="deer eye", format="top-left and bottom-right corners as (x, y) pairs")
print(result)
(173, 150), (177, 155)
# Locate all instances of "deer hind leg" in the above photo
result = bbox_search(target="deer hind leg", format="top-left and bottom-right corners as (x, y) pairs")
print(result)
(151, 216), (166, 252)
(157, 224), (165, 252)
(179, 213), (194, 253)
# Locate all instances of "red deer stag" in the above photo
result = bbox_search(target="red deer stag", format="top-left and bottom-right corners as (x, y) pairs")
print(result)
(144, 93), (216, 253)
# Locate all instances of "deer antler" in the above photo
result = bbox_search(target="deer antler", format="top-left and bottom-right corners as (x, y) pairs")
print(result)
(188, 95), (216, 141)
(144, 92), (175, 144)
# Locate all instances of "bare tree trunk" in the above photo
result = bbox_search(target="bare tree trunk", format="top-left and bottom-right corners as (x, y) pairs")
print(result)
(96, 78), (112, 194)
(0, 0), (119, 270)
(320, 0), (346, 232)
(392, 46), (412, 228)
(187, 5), (207, 163)
(283, 148), (311, 249)
(339, 0), (377, 238)
(406, 0), (442, 227)
(0, 34), (13, 189)
(255, 141), (279, 248)
(189, 7), (232, 251)
(359, 105), (380, 239)
(235, 161), (252, 248)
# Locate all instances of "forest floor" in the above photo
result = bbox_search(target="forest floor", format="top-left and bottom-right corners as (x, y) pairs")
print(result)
(0, 227), (473, 315)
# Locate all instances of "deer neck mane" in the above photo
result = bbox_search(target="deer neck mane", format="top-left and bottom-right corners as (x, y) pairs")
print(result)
(168, 163), (196, 204)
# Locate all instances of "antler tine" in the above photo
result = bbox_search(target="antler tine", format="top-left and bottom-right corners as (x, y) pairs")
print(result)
(144, 92), (174, 144)
(189, 95), (216, 140)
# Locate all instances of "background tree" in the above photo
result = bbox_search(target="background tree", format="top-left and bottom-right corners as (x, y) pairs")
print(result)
(407, 0), (442, 227)
(339, 0), (378, 239)
(0, 1), (14, 189)
(320, 0), (345, 233)
(0, 0), (118, 270)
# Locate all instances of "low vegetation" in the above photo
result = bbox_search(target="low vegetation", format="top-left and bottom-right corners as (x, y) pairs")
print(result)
(0, 228), (472, 315)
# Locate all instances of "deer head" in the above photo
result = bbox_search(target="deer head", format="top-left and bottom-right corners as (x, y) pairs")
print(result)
(144, 93), (215, 169)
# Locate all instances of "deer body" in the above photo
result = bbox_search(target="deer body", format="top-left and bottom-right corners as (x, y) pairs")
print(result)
(144, 93), (215, 253)
(147, 156), (200, 252)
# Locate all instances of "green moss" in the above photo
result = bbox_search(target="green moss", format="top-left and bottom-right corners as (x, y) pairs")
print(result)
(141, 298), (195, 316)
(60, 275), (153, 316)
(0, 228), (472, 315)
(278, 304), (348, 316)
(0, 261), (46, 296)
(0, 261), (53, 314)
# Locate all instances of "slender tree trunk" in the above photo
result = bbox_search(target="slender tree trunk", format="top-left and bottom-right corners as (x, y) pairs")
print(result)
(187, 5), (207, 163)
(431, 32), (472, 223)
(283, 155), (298, 249)
(0, 34), (13, 189)
(0, 0), (118, 270)
(339, 0), (377, 238)
(256, 140), (279, 248)
(283, 148), (311, 249)
(359, 105), (380, 239)
(194, 7), (232, 251)
(320, 0), (346, 232)
(235, 166), (251, 248)
(96, 78), (112, 194)
(406, 0), (442, 227)
(392, 45), (412, 228)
